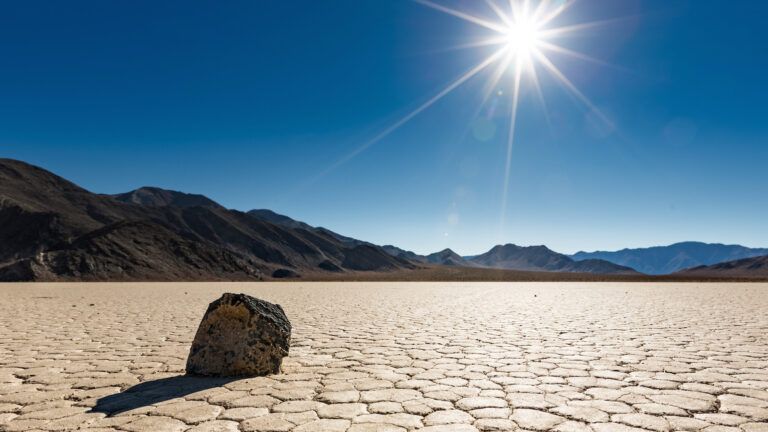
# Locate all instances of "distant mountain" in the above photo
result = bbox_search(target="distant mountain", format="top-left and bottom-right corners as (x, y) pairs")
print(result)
(424, 249), (472, 266)
(380, 246), (474, 267)
(676, 255), (768, 278)
(572, 241), (768, 275)
(112, 187), (222, 209)
(0, 159), (415, 281)
(469, 244), (638, 274)
(382, 244), (630, 274)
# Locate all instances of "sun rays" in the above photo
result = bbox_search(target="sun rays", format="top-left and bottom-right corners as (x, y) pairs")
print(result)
(314, 0), (613, 230)
(414, 0), (614, 227)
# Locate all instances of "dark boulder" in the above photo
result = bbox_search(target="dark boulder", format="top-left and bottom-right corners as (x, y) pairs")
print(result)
(186, 293), (291, 377)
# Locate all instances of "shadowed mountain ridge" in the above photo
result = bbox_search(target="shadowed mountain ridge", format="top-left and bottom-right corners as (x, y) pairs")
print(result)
(0, 159), (414, 281)
(112, 187), (222, 209)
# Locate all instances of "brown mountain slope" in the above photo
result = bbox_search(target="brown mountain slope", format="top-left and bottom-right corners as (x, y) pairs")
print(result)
(0, 159), (415, 281)
(676, 255), (768, 278)
(469, 244), (638, 275)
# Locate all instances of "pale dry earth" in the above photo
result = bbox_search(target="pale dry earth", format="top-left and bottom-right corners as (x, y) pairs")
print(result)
(1, 282), (767, 432)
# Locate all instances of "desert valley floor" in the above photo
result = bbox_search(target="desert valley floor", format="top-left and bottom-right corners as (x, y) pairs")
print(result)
(0, 283), (767, 432)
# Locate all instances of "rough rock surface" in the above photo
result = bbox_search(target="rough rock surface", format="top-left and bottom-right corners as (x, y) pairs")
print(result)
(186, 293), (291, 377)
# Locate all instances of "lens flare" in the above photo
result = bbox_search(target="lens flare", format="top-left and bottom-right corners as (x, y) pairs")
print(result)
(312, 0), (616, 233)
(416, 0), (615, 230)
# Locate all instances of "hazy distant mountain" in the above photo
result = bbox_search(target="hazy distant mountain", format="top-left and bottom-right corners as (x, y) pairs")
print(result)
(571, 242), (768, 275)
(112, 187), (222, 209)
(469, 244), (638, 274)
(0, 159), (415, 281)
(383, 244), (631, 274)
(676, 255), (768, 278)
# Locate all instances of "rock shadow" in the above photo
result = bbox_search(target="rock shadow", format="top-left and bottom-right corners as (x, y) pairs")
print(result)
(91, 375), (238, 416)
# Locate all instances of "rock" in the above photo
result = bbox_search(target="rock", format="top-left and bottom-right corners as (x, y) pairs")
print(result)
(186, 293), (291, 377)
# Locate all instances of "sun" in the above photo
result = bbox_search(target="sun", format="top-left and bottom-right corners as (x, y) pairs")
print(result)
(409, 0), (614, 116)
(504, 14), (541, 58)
(315, 0), (615, 228)
(413, 0), (615, 225)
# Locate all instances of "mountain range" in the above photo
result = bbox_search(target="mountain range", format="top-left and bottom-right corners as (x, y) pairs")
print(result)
(467, 244), (638, 274)
(380, 244), (637, 274)
(0, 159), (413, 281)
(380, 246), (472, 267)
(571, 242), (768, 275)
(1, 158), (766, 281)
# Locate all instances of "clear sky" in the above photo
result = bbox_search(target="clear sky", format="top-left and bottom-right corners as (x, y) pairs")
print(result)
(2, 1), (767, 255)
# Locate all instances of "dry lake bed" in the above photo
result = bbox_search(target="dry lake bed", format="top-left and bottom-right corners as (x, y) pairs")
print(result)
(1, 282), (767, 432)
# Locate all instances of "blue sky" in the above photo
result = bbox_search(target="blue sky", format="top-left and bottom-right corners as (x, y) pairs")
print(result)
(2, 0), (767, 255)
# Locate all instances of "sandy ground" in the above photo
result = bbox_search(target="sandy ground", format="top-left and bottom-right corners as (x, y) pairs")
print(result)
(1, 282), (767, 432)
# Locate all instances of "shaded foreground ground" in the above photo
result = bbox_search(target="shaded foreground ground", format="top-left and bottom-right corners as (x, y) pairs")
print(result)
(0, 282), (767, 432)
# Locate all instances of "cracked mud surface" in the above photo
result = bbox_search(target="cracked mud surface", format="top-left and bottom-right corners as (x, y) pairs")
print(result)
(1, 282), (767, 431)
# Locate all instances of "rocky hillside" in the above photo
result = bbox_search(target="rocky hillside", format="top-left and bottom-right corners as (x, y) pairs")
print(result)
(0, 159), (415, 281)
(111, 187), (222, 209)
